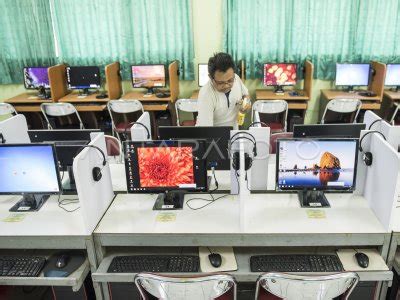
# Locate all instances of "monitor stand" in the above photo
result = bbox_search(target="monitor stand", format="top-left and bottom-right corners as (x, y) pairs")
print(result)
(144, 88), (155, 96)
(9, 194), (51, 212)
(79, 88), (92, 96)
(298, 189), (330, 208)
(345, 86), (355, 93)
(37, 86), (51, 99)
(153, 191), (185, 210)
(274, 85), (284, 94)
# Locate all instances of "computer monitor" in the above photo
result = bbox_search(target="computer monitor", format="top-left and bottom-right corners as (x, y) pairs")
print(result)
(66, 66), (101, 95)
(198, 63), (209, 87)
(28, 129), (100, 190)
(131, 65), (166, 94)
(124, 140), (208, 209)
(293, 124), (366, 139)
(158, 126), (232, 170)
(335, 63), (370, 92)
(263, 63), (297, 93)
(385, 64), (400, 91)
(23, 67), (50, 99)
(0, 144), (61, 212)
(276, 138), (359, 207)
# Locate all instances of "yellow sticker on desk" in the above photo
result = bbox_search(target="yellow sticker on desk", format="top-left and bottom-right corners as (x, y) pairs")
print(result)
(2, 213), (27, 222)
(306, 209), (326, 219)
(156, 212), (176, 222)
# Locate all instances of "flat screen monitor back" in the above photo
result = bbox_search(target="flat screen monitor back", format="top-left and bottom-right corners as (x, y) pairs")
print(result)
(158, 126), (232, 170)
(293, 124), (366, 138)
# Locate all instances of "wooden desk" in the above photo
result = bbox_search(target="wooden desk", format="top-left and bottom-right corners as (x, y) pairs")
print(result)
(256, 89), (310, 101)
(58, 92), (109, 103)
(122, 91), (171, 102)
(320, 89), (382, 120)
(5, 93), (52, 105)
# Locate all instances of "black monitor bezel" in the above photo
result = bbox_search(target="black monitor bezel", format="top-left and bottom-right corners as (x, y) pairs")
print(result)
(66, 66), (101, 90)
(28, 129), (101, 142)
(23, 66), (50, 90)
(0, 143), (62, 195)
(263, 62), (298, 87)
(385, 63), (400, 87)
(276, 138), (359, 192)
(335, 63), (371, 87)
(130, 64), (166, 89)
(124, 140), (208, 193)
(198, 63), (209, 87)
(293, 124), (366, 139)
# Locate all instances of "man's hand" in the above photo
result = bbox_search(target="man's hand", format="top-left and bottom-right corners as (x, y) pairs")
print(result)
(239, 96), (252, 113)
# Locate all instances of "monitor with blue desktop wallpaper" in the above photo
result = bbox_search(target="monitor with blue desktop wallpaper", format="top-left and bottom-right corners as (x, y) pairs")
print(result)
(335, 63), (370, 91)
(276, 139), (358, 191)
(0, 144), (61, 211)
(385, 64), (400, 91)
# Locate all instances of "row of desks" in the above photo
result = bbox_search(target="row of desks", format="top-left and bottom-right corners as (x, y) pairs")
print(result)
(1, 156), (399, 299)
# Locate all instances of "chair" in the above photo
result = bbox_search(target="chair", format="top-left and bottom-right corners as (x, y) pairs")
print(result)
(255, 272), (359, 300)
(269, 132), (293, 154)
(105, 135), (122, 162)
(175, 98), (198, 126)
(40, 103), (84, 129)
(321, 99), (361, 124)
(0, 103), (17, 118)
(252, 100), (288, 133)
(107, 99), (144, 141)
(134, 273), (237, 300)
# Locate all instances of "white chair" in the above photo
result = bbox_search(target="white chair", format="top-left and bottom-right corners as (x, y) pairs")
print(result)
(134, 273), (237, 300)
(40, 103), (84, 129)
(252, 100), (288, 133)
(255, 272), (359, 300)
(175, 98), (198, 126)
(321, 99), (361, 124)
(107, 99), (144, 141)
(0, 103), (17, 117)
(390, 102), (400, 125)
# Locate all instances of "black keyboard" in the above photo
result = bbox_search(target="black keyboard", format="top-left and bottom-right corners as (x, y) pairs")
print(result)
(250, 254), (344, 272)
(108, 255), (200, 273)
(0, 256), (46, 277)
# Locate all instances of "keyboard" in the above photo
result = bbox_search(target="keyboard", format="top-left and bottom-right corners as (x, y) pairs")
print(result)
(0, 256), (46, 277)
(250, 254), (344, 272)
(108, 255), (200, 273)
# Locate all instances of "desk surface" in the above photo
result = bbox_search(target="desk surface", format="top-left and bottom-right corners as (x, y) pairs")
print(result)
(95, 193), (387, 237)
(0, 195), (86, 238)
(58, 92), (109, 103)
(256, 89), (310, 101)
(384, 90), (400, 101)
(122, 91), (171, 102)
(321, 89), (381, 101)
(6, 93), (52, 104)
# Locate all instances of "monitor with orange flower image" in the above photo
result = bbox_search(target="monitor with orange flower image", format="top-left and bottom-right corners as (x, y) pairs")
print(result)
(263, 63), (297, 93)
(124, 140), (207, 194)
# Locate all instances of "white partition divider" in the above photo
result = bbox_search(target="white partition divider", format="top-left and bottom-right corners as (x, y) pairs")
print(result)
(0, 114), (30, 143)
(248, 127), (270, 190)
(73, 133), (114, 234)
(362, 133), (400, 230)
(131, 112), (151, 141)
(363, 110), (383, 130)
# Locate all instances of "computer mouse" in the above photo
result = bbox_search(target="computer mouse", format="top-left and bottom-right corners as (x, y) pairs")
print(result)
(208, 253), (222, 268)
(355, 252), (369, 268)
(55, 255), (70, 269)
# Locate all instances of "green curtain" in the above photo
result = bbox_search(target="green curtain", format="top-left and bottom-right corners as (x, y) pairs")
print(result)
(51, 0), (195, 80)
(0, 0), (56, 84)
(224, 0), (400, 80)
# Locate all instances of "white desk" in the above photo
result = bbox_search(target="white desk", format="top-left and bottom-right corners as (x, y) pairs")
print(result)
(92, 193), (392, 300)
(0, 195), (99, 295)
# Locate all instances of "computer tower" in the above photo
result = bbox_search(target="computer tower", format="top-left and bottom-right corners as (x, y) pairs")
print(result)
(50, 274), (95, 300)
(289, 115), (304, 132)
(108, 283), (141, 299)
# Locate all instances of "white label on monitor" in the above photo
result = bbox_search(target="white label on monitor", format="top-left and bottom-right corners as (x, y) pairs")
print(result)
(17, 206), (31, 211)
(309, 202), (322, 207)
(179, 184), (196, 189)
(154, 83), (163, 87)
(162, 205), (174, 209)
(327, 181), (344, 186)
(90, 84), (98, 88)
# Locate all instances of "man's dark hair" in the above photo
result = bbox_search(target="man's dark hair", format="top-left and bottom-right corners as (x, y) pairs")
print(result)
(208, 52), (235, 78)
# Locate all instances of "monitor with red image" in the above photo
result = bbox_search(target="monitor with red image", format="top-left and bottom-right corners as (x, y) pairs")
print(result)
(124, 140), (207, 193)
(263, 63), (297, 93)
